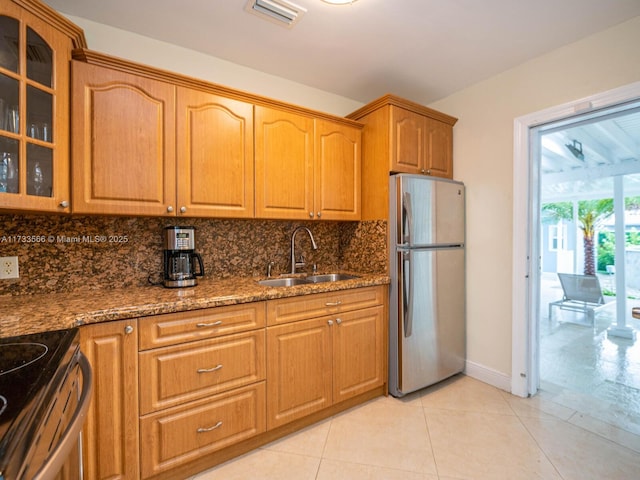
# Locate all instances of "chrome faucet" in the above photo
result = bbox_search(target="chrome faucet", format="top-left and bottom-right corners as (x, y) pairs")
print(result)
(290, 226), (318, 274)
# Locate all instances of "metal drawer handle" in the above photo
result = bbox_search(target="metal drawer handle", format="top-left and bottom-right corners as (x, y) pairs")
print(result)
(197, 421), (223, 433)
(325, 300), (342, 306)
(197, 364), (223, 373)
(196, 321), (223, 328)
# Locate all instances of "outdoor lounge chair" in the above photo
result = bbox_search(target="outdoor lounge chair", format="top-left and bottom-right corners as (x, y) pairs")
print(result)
(548, 273), (609, 327)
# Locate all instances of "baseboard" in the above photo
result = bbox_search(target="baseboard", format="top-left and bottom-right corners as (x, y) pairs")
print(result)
(464, 360), (512, 392)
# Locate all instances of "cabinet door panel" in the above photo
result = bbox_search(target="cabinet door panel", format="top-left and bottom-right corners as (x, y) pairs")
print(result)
(267, 286), (385, 326)
(139, 330), (265, 414)
(140, 383), (265, 479)
(139, 302), (266, 350)
(0, 3), (71, 213)
(333, 306), (385, 403)
(390, 106), (425, 173)
(315, 120), (361, 221)
(176, 88), (254, 217)
(80, 320), (139, 480)
(425, 117), (453, 178)
(71, 61), (176, 215)
(255, 106), (314, 219)
(266, 317), (332, 429)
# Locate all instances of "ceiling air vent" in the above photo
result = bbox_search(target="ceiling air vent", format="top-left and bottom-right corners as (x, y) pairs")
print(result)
(244, 0), (307, 28)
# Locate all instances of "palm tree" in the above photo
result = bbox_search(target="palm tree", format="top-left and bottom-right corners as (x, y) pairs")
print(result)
(542, 199), (613, 275)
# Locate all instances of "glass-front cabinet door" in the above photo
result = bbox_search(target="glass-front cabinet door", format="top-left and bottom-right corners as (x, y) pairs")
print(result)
(0, 1), (77, 212)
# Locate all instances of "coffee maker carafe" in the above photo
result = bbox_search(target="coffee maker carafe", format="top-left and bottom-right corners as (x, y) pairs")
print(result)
(163, 226), (204, 288)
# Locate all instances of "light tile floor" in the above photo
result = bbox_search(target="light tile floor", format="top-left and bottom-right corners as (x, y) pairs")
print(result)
(191, 375), (640, 480)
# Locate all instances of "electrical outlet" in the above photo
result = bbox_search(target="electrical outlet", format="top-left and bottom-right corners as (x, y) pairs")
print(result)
(0, 256), (19, 279)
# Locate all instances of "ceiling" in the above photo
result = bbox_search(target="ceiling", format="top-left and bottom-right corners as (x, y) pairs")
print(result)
(44, 0), (640, 106)
(540, 103), (640, 202)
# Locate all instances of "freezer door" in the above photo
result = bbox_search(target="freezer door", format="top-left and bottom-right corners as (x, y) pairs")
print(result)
(396, 247), (465, 394)
(395, 175), (465, 247)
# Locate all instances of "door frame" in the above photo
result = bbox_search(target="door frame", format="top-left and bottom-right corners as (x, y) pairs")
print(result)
(511, 81), (640, 397)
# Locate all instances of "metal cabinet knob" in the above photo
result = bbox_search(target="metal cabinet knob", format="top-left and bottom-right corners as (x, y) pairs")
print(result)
(59, 200), (69, 208)
(180, 206), (187, 213)
(328, 320), (334, 326)
(309, 212), (314, 218)
(124, 325), (134, 334)
(167, 205), (174, 213)
(317, 212), (321, 218)
(336, 318), (342, 325)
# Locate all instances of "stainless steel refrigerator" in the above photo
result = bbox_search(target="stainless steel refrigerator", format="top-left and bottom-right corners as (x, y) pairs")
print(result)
(388, 174), (465, 397)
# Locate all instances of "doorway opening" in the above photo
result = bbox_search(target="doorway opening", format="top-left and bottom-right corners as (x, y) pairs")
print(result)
(536, 106), (640, 422)
(512, 82), (640, 437)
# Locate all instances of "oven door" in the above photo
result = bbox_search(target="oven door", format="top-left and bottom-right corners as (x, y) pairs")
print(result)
(23, 351), (92, 480)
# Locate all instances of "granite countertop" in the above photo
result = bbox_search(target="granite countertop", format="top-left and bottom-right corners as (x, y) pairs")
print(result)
(0, 273), (389, 338)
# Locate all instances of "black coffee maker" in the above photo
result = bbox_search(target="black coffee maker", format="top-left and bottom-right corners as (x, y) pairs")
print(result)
(163, 226), (205, 288)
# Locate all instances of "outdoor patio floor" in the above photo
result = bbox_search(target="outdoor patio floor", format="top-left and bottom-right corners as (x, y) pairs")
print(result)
(540, 272), (640, 437)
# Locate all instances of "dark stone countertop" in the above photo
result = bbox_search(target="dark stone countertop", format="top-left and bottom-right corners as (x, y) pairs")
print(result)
(0, 273), (389, 338)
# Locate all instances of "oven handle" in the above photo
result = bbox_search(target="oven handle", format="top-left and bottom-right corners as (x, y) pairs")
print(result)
(33, 352), (93, 480)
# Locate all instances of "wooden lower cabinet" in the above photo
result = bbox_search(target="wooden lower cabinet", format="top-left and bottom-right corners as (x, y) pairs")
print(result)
(333, 306), (385, 403)
(80, 320), (140, 480)
(139, 382), (266, 478)
(80, 288), (386, 479)
(266, 287), (386, 429)
(266, 317), (333, 429)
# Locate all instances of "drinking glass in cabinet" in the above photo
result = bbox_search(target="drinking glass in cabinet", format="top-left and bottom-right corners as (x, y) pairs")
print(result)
(0, 72), (20, 133)
(0, 151), (18, 194)
(27, 144), (52, 197)
(27, 86), (52, 141)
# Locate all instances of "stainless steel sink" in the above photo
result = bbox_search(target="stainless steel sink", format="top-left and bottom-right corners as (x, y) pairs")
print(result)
(257, 277), (310, 287)
(304, 273), (360, 283)
(258, 273), (360, 287)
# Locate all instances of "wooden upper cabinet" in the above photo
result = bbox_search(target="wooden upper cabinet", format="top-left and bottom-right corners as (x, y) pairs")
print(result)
(255, 106), (362, 221)
(315, 119), (361, 221)
(347, 94), (457, 220)
(0, 0), (85, 213)
(254, 105), (314, 219)
(176, 88), (254, 218)
(390, 104), (453, 177)
(71, 60), (177, 215)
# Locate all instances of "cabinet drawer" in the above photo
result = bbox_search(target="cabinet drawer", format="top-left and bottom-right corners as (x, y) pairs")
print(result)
(267, 285), (384, 326)
(139, 330), (265, 414)
(138, 302), (266, 350)
(140, 382), (266, 479)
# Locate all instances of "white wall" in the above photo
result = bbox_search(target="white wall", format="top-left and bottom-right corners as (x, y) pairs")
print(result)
(429, 16), (640, 383)
(66, 15), (363, 116)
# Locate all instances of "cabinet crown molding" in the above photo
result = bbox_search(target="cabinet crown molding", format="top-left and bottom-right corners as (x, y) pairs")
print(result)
(12, 0), (87, 48)
(72, 48), (363, 128)
(347, 93), (458, 126)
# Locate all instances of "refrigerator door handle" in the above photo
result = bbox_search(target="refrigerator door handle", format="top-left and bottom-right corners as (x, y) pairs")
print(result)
(401, 250), (414, 337)
(402, 191), (413, 246)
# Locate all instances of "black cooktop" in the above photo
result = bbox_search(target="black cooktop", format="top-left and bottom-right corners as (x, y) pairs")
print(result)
(0, 328), (79, 476)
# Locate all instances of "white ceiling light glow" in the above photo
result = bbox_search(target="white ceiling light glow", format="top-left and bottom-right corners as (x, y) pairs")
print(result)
(321, 0), (359, 5)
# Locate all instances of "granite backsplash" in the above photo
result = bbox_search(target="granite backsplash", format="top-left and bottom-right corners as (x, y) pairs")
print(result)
(0, 215), (387, 297)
